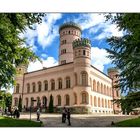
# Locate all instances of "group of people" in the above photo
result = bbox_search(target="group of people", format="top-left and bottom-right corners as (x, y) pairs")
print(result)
(62, 107), (71, 126)
(4, 106), (20, 118)
(35, 107), (71, 126)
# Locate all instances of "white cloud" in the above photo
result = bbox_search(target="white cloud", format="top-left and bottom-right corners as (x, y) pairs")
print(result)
(74, 13), (124, 40)
(94, 23), (123, 40)
(43, 57), (58, 68)
(91, 47), (111, 72)
(74, 14), (105, 30)
(22, 13), (62, 50)
(27, 60), (43, 72)
(27, 56), (58, 72)
(41, 53), (48, 59)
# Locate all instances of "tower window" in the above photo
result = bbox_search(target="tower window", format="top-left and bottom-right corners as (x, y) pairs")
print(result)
(83, 50), (86, 55)
(61, 40), (66, 45)
(61, 60), (66, 65)
(116, 90), (119, 97)
(69, 31), (70, 34)
(16, 84), (20, 93)
(61, 49), (66, 54)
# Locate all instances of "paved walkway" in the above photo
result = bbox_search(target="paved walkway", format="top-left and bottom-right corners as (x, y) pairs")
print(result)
(19, 113), (138, 127)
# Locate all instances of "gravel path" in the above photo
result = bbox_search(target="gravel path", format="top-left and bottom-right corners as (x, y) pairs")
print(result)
(20, 113), (138, 127)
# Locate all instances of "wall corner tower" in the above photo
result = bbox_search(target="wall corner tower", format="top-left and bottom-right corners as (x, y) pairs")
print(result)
(108, 67), (121, 114)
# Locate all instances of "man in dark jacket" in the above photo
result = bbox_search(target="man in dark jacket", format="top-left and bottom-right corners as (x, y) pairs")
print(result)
(67, 108), (71, 126)
(62, 107), (67, 123)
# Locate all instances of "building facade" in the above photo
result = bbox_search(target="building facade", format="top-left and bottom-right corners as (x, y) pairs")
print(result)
(12, 22), (121, 114)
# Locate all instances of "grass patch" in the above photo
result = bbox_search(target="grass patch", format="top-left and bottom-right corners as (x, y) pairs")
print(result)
(114, 117), (140, 127)
(0, 116), (42, 127)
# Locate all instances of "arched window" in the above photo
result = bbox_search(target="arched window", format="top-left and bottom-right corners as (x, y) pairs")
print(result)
(98, 97), (100, 107)
(58, 78), (62, 89)
(97, 82), (100, 92)
(51, 79), (55, 90)
(101, 83), (103, 93)
(82, 93), (87, 104)
(105, 99), (107, 108)
(27, 83), (30, 93)
(37, 97), (41, 107)
(108, 100), (110, 108)
(57, 95), (61, 106)
(31, 97), (34, 107)
(104, 85), (106, 94)
(44, 80), (48, 91)
(42, 96), (47, 107)
(74, 93), (77, 104)
(25, 98), (28, 108)
(16, 83), (20, 93)
(66, 77), (70, 88)
(69, 31), (70, 34)
(90, 95), (93, 105)
(14, 98), (18, 106)
(90, 78), (92, 89)
(93, 80), (96, 91)
(81, 71), (88, 86)
(65, 95), (70, 106)
(102, 98), (104, 108)
(38, 81), (42, 92)
(106, 86), (109, 95)
(32, 83), (36, 92)
(94, 96), (97, 107)
(110, 100), (112, 108)
(83, 50), (86, 55)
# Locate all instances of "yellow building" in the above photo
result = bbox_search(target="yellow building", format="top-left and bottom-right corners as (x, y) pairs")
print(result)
(12, 22), (121, 114)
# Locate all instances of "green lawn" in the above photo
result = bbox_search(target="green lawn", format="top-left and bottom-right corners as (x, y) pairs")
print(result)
(114, 117), (140, 127)
(0, 116), (42, 127)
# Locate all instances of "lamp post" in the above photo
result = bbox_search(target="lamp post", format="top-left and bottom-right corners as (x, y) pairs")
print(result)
(30, 99), (36, 121)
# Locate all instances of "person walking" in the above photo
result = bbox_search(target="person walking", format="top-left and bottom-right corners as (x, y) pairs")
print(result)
(36, 108), (40, 121)
(67, 108), (71, 126)
(62, 107), (67, 123)
(16, 108), (20, 119)
(13, 107), (17, 118)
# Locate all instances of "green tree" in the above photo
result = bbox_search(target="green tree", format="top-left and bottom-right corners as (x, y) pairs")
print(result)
(5, 93), (12, 108)
(114, 91), (140, 114)
(49, 94), (54, 113)
(105, 13), (140, 92)
(0, 13), (45, 90)
(18, 95), (22, 112)
(0, 91), (6, 110)
(0, 91), (12, 110)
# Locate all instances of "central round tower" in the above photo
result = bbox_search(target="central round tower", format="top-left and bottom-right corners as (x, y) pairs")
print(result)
(59, 22), (82, 65)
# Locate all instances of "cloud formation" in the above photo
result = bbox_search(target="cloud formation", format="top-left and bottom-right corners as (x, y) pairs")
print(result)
(91, 47), (111, 72)
(74, 13), (124, 40)
(27, 56), (58, 72)
(23, 13), (62, 50)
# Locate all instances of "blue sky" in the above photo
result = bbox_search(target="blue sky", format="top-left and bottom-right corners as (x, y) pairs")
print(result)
(22, 13), (124, 75)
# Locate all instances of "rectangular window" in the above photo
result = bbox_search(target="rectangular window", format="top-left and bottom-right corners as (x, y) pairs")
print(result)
(61, 49), (66, 55)
(83, 50), (86, 55)
(61, 60), (66, 65)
